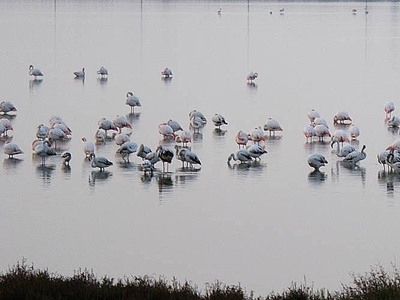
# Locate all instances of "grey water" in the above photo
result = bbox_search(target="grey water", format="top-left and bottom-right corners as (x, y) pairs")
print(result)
(1, 0), (400, 296)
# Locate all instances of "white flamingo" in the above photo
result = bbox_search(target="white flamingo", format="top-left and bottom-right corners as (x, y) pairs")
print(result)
(158, 123), (175, 139)
(384, 101), (395, 118)
(98, 118), (117, 136)
(227, 149), (253, 164)
(307, 109), (320, 124)
(82, 137), (95, 158)
(333, 111), (352, 124)
(349, 124), (360, 140)
(4, 142), (23, 158)
(174, 145), (201, 168)
(0, 119), (13, 136)
(314, 124), (331, 141)
(29, 65), (43, 77)
(167, 119), (183, 132)
(126, 92), (141, 113)
(212, 114), (228, 129)
(116, 141), (138, 162)
(89, 153), (113, 171)
(97, 66), (108, 77)
(175, 130), (191, 147)
(74, 68), (85, 78)
(331, 140), (356, 157)
(308, 154), (328, 171)
(343, 145), (366, 164)
(114, 133), (130, 146)
(0, 101), (17, 114)
(263, 118), (283, 135)
(332, 129), (350, 144)
(303, 125), (315, 142)
(36, 124), (49, 140)
(236, 130), (249, 148)
(249, 127), (265, 144)
(246, 144), (267, 161)
(137, 144), (153, 160)
(113, 115), (132, 133)
(34, 140), (56, 165)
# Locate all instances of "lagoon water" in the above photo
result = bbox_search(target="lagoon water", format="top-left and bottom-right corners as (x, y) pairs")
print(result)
(1, 0), (400, 296)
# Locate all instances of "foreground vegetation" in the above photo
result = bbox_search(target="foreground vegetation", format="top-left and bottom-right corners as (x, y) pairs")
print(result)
(2, 260), (400, 299)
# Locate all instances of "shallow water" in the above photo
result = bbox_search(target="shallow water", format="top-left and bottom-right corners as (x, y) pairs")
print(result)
(1, 0), (400, 296)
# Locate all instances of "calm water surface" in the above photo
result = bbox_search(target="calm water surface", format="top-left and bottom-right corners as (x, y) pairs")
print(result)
(1, 0), (400, 296)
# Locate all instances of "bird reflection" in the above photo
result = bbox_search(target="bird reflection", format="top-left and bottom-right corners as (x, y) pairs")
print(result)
(126, 112), (141, 125)
(97, 77), (108, 85)
(74, 77), (85, 84)
(247, 82), (258, 89)
(387, 126), (399, 135)
(333, 160), (367, 185)
(29, 78), (43, 90)
(161, 77), (172, 84)
(141, 172), (154, 183)
(3, 158), (23, 174)
(192, 131), (203, 141)
(308, 169), (327, 183)
(213, 128), (227, 137)
(377, 170), (400, 198)
(89, 170), (112, 186)
(157, 173), (173, 193)
(175, 168), (200, 185)
(36, 164), (55, 187)
(61, 163), (71, 174)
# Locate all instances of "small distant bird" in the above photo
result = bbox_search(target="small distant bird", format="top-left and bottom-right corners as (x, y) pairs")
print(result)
(97, 66), (108, 77)
(212, 114), (228, 129)
(161, 67), (173, 78)
(246, 71), (258, 83)
(308, 154), (328, 171)
(0, 101), (17, 114)
(384, 101), (395, 118)
(279, 8), (285, 14)
(89, 153), (113, 171)
(4, 142), (23, 158)
(74, 68), (85, 78)
(29, 65), (43, 77)
(352, 8), (357, 14)
(125, 92), (141, 113)
(61, 151), (72, 165)
(227, 149), (253, 164)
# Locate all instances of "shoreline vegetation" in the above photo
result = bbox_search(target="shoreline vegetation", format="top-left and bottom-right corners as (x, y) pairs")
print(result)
(2, 260), (400, 299)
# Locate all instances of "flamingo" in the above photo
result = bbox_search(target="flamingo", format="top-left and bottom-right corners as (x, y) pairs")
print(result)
(126, 92), (141, 113)
(114, 133), (130, 146)
(314, 124), (331, 141)
(167, 119), (183, 132)
(97, 66), (108, 77)
(387, 152), (400, 172)
(263, 118), (283, 135)
(212, 114), (228, 129)
(332, 129), (350, 144)
(113, 115), (132, 133)
(246, 144), (267, 161)
(82, 137), (95, 158)
(190, 116), (205, 132)
(94, 129), (107, 143)
(34, 140), (56, 165)
(29, 65), (43, 77)
(387, 116), (400, 127)
(61, 151), (72, 165)
(89, 153), (113, 171)
(174, 145), (201, 168)
(48, 127), (68, 148)
(137, 144), (152, 160)
(74, 68), (85, 78)
(235, 130), (249, 148)
(349, 124), (360, 140)
(333, 111), (352, 124)
(4, 142), (23, 158)
(98, 118), (117, 136)
(145, 151), (160, 167)
(175, 130), (191, 147)
(36, 124), (49, 140)
(384, 101), (395, 118)
(331, 140), (356, 157)
(161, 67), (173, 78)
(0, 119), (13, 136)
(227, 149), (253, 164)
(116, 141), (138, 162)
(246, 71), (258, 82)
(303, 125), (315, 142)
(312, 117), (329, 128)
(189, 110), (207, 124)
(0, 101), (17, 114)
(158, 123), (175, 139)
(377, 150), (400, 171)
(0, 123), (5, 137)
(141, 159), (154, 173)
(307, 109), (320, 124)
(249, 127), (265, 144)
(308, 154), (328, 171)
(156, 145), (174, 173)
(343, 145), (366, 164)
